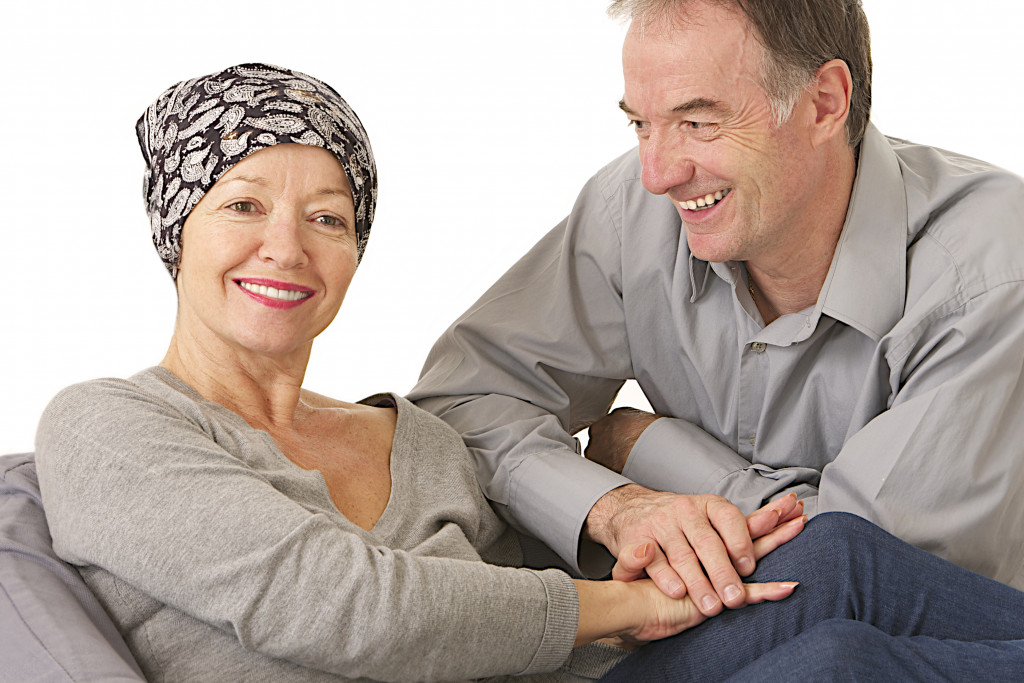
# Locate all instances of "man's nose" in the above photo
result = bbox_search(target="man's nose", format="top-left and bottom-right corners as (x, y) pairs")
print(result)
(640, 132), (695, 196)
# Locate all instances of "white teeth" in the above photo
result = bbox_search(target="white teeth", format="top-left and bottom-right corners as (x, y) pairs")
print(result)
(238, 281), (310, 301)
(680, 188), (730, 212)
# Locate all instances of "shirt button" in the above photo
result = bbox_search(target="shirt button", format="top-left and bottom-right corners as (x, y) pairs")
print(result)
(751, 342), (767, 353)
(748, 435), (757, 446)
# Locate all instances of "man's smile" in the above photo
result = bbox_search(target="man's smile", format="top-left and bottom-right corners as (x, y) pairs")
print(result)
(677, 188), (731, 212)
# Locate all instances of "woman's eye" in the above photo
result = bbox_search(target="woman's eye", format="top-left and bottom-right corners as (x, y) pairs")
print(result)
(229, 201), (256, 213)
(315, 215), (345, 228)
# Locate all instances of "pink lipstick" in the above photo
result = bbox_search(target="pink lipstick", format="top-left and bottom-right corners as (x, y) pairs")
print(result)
(234, 278), (315, 310)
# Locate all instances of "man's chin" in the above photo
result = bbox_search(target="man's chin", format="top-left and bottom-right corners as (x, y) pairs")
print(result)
(683, 232), (739, 264)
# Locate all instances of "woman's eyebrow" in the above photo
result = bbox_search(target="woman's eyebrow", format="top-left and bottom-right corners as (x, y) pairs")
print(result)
(217, 176), (352, 199)
(219, 175), (268, 187)
(316, 187), (353, 199)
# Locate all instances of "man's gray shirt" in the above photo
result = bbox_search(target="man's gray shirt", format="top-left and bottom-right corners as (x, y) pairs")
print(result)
(411, 124), (1024, 589)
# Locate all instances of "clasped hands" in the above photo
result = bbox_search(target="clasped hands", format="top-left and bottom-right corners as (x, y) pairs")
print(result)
(585, 407), (805, 618)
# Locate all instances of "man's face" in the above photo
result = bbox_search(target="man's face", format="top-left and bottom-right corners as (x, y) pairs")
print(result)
(621, 2), (829, 268)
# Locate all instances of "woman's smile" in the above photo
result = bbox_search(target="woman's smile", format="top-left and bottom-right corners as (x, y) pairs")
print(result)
(234, 278), (315, 309)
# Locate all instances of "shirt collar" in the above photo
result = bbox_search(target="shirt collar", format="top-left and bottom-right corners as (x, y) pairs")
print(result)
(817, 122), (908, 340)
(688, 123), (908, 341)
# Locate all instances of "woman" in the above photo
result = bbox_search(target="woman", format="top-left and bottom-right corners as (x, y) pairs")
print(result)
(34, 63), (1024, 682)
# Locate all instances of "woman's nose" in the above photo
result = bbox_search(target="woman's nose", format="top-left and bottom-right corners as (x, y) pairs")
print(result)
(258, 215), (309, 269)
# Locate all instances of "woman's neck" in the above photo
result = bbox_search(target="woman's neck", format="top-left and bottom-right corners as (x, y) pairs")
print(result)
(160, 327), (312, 433)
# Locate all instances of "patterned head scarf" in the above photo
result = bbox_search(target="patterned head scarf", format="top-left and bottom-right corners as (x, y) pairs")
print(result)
(136, 63), (377, 279)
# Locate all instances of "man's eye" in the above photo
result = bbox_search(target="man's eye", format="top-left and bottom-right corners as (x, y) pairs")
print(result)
(687, 121), (719, 133)
(629, 119), (646, 131)
(229, 201), (256, 213)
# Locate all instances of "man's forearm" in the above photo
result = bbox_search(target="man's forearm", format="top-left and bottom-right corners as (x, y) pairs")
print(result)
(621, 417), (821, 513)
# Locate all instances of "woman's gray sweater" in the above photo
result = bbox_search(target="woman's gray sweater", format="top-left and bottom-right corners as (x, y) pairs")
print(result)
(35, 368), (624, 682)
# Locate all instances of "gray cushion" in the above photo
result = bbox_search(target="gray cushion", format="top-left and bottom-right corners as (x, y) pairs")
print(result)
(1, 453), (145, 681)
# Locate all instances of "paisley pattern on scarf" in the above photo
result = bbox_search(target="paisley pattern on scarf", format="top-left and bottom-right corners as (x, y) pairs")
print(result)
(136, 63), (377, 279)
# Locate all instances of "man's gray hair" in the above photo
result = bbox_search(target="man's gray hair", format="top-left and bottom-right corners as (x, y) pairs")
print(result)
(609, 0), (872, 148)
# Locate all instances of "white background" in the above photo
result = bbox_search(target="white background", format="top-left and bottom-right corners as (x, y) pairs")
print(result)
(2, 0), (1022, 453)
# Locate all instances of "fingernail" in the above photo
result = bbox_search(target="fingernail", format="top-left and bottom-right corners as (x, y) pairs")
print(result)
(780, 582), (799, 590)
(737, 556), (754, 573)
(633, 543), (649, 560)
(724, 585), (742, 603)
(701, 595), (718, 611)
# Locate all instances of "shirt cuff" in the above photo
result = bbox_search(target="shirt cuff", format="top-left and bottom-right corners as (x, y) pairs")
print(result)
(511, 451), (631, 577)
(621, 417), (749, 494)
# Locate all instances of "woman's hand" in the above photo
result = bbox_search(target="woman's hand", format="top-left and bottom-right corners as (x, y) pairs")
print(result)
(573, 575), (798, 647)
(574, 505), (805, 648)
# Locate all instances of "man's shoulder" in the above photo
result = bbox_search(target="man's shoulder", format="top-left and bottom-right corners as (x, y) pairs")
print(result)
(572, 147), (680, 240)
(586, 146), (645, 202)
(892, 136), (1024, 283)
(891, 136), (1024, 240)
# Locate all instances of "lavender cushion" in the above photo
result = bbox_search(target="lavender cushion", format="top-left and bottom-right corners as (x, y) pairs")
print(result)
(1, 453), (144, 681)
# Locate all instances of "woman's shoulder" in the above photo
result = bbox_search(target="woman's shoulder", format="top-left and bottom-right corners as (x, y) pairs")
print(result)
(35, 367), (242, 478)
(368, 393), (471, 451)
(40, 368), (204, 426)
(301, 389), (462, 445)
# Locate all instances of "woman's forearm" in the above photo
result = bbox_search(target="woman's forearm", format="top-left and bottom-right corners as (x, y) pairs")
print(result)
(573, 578), (636, 646)
(574, 577), (798, 647)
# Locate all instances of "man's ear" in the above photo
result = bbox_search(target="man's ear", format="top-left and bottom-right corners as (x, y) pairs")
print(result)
(810, 59), (853, 146)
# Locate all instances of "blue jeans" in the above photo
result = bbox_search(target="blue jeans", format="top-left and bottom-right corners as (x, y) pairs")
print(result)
(600, 512), (1024, 682)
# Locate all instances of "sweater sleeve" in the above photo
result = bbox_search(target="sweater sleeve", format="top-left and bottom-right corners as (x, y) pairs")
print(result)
(35, 378), (578, 682)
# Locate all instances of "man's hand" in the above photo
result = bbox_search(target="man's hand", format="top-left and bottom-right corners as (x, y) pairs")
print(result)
(584, 484), (804, 616)
(585, 407), (662, 473)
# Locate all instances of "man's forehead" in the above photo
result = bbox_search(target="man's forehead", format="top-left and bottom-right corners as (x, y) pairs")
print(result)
(624, 0), (746, 38)
(621, 2), (763, 101)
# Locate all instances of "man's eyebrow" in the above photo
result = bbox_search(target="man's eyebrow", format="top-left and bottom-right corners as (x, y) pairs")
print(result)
(672, 97), (728, 116)
(618, 97), (729, 118)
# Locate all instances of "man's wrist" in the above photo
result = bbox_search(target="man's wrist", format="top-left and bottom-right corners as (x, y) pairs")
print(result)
(583, 484), (641, 548)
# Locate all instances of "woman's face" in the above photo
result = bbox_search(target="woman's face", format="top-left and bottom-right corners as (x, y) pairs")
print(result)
(174, 143), (358, 360)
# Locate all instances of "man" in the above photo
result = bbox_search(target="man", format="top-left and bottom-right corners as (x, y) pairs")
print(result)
(410, 0), (1024, 614)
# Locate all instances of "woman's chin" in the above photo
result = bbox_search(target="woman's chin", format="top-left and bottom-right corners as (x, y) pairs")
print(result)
(211, 330), (316, 364)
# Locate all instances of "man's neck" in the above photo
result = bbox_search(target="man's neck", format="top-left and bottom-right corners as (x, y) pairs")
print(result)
(747, 146), (857, 324)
